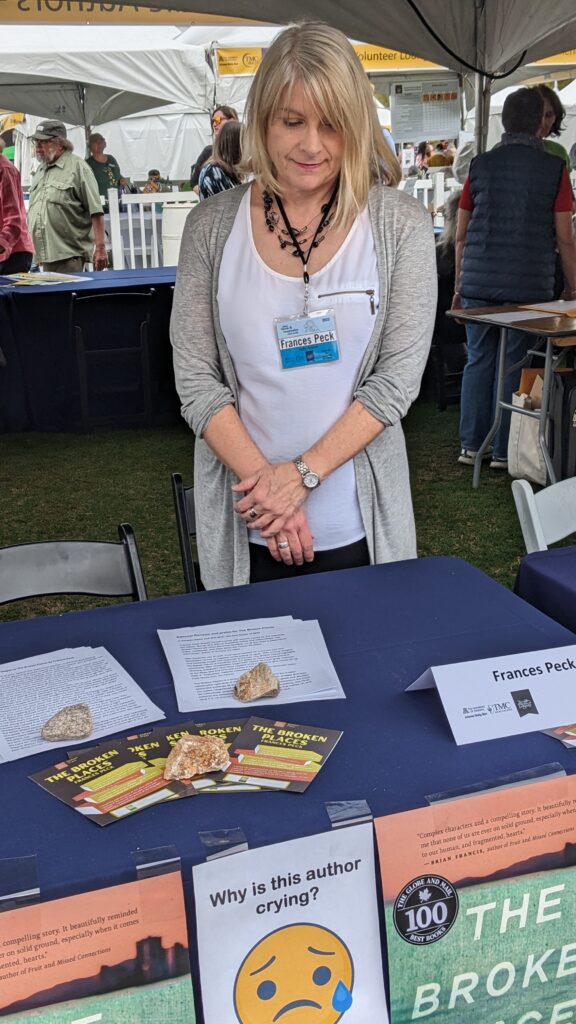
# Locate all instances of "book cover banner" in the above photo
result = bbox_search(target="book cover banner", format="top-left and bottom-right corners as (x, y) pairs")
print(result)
(0, 871), (196, 1022)
(375, 774), (576, 1024)
(193, 822), (388, 1023)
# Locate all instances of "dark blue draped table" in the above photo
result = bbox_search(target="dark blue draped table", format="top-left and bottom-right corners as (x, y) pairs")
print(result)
(1, 556), (575, 1021)
(515, 545), (576, 635)
(0, 267), (179, 432)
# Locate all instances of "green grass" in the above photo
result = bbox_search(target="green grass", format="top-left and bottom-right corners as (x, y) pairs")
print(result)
(0, 400), (526, 622)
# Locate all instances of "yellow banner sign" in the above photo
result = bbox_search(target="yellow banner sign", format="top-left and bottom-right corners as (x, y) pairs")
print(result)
(216, 46), (264, 76)
(216, 44), (443, 77)
(0, 111), (25, 132)
(0, 0), (256, 24)
(533, 50), (576, 66)
(352, 44), (442, 71)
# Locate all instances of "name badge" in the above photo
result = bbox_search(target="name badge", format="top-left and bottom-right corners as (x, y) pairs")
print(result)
(274, 309), (340, 369)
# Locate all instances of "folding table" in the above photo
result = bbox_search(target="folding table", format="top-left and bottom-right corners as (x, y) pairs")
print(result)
(448, 306), (576, 487)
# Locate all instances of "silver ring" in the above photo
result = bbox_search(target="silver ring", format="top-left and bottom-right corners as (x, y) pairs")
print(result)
(277, 540), (289, 549)
(248, 507), (258, 520)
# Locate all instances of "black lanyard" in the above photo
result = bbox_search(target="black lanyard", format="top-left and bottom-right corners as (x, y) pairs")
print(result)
(275, 183), (339, 313)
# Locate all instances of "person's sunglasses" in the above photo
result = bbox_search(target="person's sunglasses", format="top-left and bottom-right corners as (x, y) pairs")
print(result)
(212, 115), (228, 128)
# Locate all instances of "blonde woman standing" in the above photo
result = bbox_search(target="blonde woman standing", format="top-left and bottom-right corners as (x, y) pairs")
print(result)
(171, 23), (436, 589)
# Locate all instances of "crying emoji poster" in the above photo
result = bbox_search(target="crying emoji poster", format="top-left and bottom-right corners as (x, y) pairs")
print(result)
(193, 822), (389, 1023)
(234, 923), (353, 1023)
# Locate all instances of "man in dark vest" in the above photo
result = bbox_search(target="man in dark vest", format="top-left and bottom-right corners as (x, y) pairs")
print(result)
(453, 88), (576, 468)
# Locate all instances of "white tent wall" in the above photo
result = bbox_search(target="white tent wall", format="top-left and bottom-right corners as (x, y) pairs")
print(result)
(96, 106), (216, 185)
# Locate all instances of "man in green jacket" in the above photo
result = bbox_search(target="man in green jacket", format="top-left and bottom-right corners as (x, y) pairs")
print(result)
(28, 120), (107, 273)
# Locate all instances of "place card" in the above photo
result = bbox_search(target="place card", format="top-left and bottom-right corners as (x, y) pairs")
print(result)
(406, 644), (576, 745)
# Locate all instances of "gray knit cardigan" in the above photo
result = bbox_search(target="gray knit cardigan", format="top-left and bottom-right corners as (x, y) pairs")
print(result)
(170, 182), (437, 590)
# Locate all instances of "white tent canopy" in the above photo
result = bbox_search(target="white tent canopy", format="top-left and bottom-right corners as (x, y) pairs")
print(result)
(0, 26), (212, 126)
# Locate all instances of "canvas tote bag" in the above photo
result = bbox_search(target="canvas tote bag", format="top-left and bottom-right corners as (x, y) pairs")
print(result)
(508, 370), (547, 486)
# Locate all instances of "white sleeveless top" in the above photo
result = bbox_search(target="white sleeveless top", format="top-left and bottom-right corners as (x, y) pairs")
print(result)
(218, 189), (379, 550)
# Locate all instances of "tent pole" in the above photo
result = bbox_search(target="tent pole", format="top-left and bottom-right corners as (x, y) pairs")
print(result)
(473, 0), (490, 154)
(474, 72), (491, 154)
(76, 83), (91, 157)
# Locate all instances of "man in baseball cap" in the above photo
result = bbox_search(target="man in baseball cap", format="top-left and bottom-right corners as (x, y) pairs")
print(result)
(28, 119), (107, 272)
(30, 120), (68, 142)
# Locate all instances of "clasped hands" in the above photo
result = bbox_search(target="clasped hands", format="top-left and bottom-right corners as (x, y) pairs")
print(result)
(232, 461), (315, 566)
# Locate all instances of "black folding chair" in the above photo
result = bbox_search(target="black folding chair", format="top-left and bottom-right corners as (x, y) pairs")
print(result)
(171, 472), (200, 593)
(71, 289), (155, 429)
(0, 524), (148, 605)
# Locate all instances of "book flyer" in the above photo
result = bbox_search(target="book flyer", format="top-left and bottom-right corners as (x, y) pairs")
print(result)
(193, 822), (388, 1023)
(188, 719), (252, 793)
(0, 871), (196, 1022)
(223, 717), (343, 792)
(29, 734), (196, 826)
(374, 773), (576, 1024)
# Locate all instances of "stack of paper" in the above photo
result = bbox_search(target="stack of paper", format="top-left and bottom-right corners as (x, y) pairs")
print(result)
(0, 646), (164, 762)
(158, 616), (345, 712)
(2, 271), (89, 286)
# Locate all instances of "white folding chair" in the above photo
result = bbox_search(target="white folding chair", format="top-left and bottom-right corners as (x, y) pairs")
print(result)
(107, 190), (197, 269)
(511, 478), (576, 553)
(412, 178), (434, 210)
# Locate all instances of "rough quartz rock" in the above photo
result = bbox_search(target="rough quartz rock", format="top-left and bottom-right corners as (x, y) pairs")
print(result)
(234, 661), (280, 702)
(163, 734), (230, 781)
(41, 704), (93, 742)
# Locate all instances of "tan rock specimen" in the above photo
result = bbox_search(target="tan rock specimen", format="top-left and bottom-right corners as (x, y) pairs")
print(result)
(163, 734), (230, 781)
(234, 661), (280, 702)
(41, 704), (93, 742)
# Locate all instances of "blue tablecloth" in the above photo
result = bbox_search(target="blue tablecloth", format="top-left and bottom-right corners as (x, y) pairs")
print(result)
(0, 266), (177, 296)
(1, 556), (574, 1022)
(0, 268), (178, 432)
(515, 545), (576, 635)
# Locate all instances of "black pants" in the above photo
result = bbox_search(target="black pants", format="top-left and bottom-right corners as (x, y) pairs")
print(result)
(0, 251), (33, 274)
(249, 538), (370, 583)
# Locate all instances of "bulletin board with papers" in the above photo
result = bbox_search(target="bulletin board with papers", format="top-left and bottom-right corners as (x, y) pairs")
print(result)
(390, 75), (461, 142)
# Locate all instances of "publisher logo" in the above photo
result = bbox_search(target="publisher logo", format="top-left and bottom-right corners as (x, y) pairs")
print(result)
(393, 875), (458, 945)
(487, 701), (512, 715)
(511, 688), (539, 717)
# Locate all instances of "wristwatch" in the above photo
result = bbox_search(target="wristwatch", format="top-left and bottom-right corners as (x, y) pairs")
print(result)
(293, 456), (321, 489)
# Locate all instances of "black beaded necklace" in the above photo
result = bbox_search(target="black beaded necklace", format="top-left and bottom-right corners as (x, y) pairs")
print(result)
(262, 183), (339, 315)
(262, 186), (338, 259)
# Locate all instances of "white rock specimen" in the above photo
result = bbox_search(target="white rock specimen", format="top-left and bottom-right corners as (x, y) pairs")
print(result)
(163, 734), (230, 781)
(234, 661), (280, 702)
(41, 704), (93, 742)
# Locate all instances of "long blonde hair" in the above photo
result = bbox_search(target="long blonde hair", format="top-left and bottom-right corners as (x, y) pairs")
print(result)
(241, 22), (401, 226)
